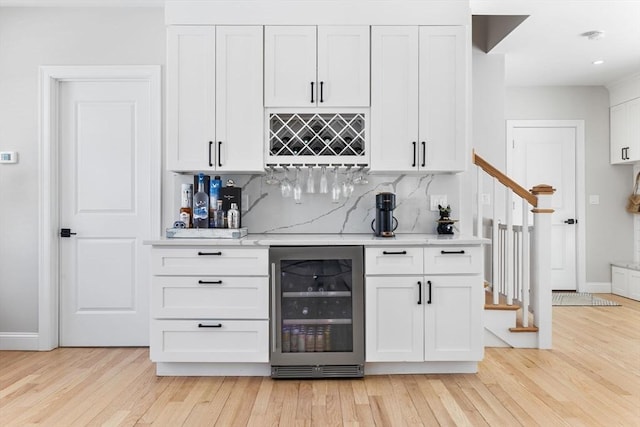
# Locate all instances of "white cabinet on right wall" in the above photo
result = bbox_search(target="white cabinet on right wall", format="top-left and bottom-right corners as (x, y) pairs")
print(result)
(610, 97), (640, 164)
(370, 26), (468, 173)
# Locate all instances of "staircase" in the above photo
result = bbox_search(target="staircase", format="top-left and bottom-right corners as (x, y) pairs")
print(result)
(473, 151), (554, 349)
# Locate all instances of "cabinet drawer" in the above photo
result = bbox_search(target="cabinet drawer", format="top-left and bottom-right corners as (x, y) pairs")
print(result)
(150, 319), (269, 363)
(424, 246), (482, 274)
(152, 247), (268, 276)
(365, 247), (424, 275)
(152, 276), (269, 319)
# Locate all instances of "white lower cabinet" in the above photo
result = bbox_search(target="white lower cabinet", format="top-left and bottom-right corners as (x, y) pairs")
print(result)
(365, 246), (483, 364)
(150, 246), (270, 365)
(611, 265), (640, 301)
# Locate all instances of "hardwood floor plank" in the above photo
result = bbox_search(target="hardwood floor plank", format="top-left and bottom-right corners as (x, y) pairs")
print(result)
(1, 295), (638, 426)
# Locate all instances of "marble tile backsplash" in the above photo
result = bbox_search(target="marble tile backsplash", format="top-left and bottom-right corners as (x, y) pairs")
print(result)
(170, 172), (461, 235)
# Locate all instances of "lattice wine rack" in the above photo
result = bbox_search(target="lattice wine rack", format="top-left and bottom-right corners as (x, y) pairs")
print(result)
(266, 112), (368, 167)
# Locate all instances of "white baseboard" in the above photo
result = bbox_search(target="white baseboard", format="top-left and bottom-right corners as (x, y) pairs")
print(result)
(585, 282), (612, 294)
(0, 333), (40, 351)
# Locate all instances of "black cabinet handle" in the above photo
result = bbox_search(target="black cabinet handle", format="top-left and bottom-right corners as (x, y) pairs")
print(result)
(198, 280), (223, 284)
(60, 228), (77, 238)
(208, 141), (213, 167)
(218, 141), (222, 167)
(198, 323), (222, 328)
(417, 281), (422, 305)
(440, 250), (465, 255)
(421, 141), (426, 167)
(310, 81), (315, 103)
(412, 141), (417, 167)
(198, 251), (222, 256)
(319, 81), (324, 103)
(427, 280), (432, 304)
(382, 250), (407, 255)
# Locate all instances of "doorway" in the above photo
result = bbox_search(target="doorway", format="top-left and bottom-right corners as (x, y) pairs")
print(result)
(506, 120), (585, 291)
(39, 66), (161, 349)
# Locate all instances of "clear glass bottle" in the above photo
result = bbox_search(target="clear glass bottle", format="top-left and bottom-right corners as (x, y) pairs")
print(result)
(214, 200), (224, 228)
(192, 173), (209, 228)
(179, 183), (192, 228)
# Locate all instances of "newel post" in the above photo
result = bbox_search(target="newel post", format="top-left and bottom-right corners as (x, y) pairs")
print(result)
(530, 184), (555, 349)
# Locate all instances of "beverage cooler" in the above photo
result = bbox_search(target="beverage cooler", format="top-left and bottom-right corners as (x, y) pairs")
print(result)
(270, 246), (364, 378)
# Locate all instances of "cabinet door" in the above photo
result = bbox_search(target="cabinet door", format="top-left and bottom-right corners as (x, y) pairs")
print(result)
(370, 26), (419, 172)
(419, 26), (467, 172)
(216, 26), (264, 172)
(424, 275), (483, 361)
(365, 276), (423, 362)
(627, 98), (640, 161)
(628, 269), (640, 301)
(264, 26), (317, 107)
(611, 266), (628, 296)
(317, 26), (370, 107)
(610, 103), (627, 164)
(167, 26), (216, 172)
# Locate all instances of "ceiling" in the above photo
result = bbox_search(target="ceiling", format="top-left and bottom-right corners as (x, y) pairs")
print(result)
(471, 0), (640, 87)
(1, 0), (638, 87)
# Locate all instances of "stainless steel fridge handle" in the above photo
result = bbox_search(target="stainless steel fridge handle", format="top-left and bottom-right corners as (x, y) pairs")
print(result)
(271, 262), (277, 353)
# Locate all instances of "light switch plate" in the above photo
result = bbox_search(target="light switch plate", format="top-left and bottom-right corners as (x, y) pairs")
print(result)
(0, 151), (18, 164)
(430, 195), (448, 211)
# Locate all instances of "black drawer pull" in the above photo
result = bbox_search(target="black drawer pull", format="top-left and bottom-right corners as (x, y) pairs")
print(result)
(382, 250), (407, 255)
(198, 280), (222, 285)
(198, 323), (222, 328)
(417, 281), (422, 305)
(440, 250), (465, 255)
(427, 280), (432, 304)
(198, 251), (222, 256)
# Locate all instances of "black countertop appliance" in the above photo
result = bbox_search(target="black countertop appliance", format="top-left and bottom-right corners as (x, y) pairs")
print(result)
(372, 192), (398, 237)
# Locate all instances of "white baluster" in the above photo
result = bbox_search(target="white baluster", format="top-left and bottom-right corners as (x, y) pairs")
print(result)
(476, 165), (483, 238)
(506, 189), (514, 305)
(521, 198), (530, 328)
(492, 178), (499, 305)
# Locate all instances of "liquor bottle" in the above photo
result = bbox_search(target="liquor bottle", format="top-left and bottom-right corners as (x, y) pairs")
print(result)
(208, 175), (222, 228)
(179, 183), (192, 228)
(193, 173), (209, 228)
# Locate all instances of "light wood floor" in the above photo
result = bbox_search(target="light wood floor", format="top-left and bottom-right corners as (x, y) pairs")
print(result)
(2, 294), (639, 426)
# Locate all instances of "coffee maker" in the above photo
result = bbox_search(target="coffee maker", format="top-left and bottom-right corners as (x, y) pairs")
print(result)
(371, 192), (398, 237)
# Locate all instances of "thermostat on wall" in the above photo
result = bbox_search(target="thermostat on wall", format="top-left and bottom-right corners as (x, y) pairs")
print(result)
(0, 151), (18, 164)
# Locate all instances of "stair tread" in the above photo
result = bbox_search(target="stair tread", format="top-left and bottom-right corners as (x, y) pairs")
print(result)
(509, 325), (539, 333)
(484, 290), (520, 310)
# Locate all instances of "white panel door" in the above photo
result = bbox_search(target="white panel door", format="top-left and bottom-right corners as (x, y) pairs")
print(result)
(419, 26), (467, 172)
(510, 125), (578, 290)
(59, 79), (154, 346)
(166, 26), (216, 171)
(215, 26), (264, 172)
(264, 26), (317, 107)
(370, 26), (419, 172)
(317, 26), (370, 107)
(365, 276), (423, 362)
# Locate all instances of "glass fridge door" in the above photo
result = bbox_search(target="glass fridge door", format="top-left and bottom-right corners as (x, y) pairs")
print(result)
(271, 246), (364, 366)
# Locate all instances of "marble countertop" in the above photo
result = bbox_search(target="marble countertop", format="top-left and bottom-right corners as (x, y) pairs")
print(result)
(611, 261), (640, 271)
(145, 233), (490, 247)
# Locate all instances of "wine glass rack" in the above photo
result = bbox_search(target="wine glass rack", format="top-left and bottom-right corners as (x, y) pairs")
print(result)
(267, 112), (368, 167)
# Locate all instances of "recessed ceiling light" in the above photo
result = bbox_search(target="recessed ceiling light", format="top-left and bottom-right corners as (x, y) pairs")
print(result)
(592, 60), (605, 65)
(582, 30), (605, 40)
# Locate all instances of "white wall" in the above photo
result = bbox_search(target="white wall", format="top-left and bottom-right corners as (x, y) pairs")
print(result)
(506, 86), (633, 284)
(0, 7), (166, 334)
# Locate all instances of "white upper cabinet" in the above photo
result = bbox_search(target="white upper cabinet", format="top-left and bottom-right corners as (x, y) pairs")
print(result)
(265, 26), (370, 107)
(610, 97), (640, 164)
(370, 26), (467, 173)
(167, 26), (264, 172)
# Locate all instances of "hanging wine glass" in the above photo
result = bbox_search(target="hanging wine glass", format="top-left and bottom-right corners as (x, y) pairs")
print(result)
(293, 166), (303, 204)
(265, 166), (280, 185)
(354, 165), (368, 185)
(319, 165), (328, 194)
(280, 166), (292, 198)
(306, 165), (315, 193)
(342, 165), (354, 198)
(331, 166), (341, 203)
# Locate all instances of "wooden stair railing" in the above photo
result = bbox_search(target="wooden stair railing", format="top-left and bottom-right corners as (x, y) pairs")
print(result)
(473, 150), (554, 348)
